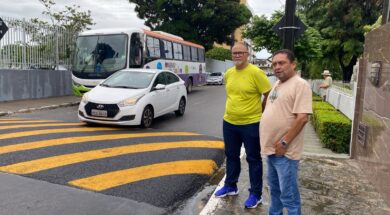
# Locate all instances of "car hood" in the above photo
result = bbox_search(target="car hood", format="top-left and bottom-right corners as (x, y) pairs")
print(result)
(86, 85), (148, 103)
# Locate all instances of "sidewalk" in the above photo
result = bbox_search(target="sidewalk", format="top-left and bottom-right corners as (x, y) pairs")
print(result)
(200, 124), (390, 215)
(0, 96), (80, 116)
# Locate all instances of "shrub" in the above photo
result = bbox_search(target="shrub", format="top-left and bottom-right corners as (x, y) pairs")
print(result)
(206, 47), (231, 61)
(312, 95), (322, 101)
(313, 101), (336, 111)
(313, 110), (351, 153)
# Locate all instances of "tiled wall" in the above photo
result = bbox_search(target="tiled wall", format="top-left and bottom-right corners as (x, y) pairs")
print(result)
(353, 22), (390, 206)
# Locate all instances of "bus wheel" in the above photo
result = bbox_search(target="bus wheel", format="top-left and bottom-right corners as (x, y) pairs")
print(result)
(186, 79), (193, 93)
(140, 106), (154, 128)
(175, 97), (186, 116)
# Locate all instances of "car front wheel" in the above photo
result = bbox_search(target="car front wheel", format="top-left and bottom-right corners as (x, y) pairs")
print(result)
(140, 106), (154, 128)
(175, 97), (186, 116)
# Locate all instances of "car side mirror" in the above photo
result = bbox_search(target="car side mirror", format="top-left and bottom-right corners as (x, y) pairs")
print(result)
(153, 84), (166, 91)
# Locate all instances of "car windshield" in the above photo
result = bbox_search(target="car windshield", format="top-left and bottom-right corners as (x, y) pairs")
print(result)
(101, 71), (156, 89)
(210, 72), (222, 76)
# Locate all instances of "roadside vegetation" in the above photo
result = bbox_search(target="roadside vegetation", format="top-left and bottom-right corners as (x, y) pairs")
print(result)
(311, 94), (351, 153)
(243, 0), (383, 82)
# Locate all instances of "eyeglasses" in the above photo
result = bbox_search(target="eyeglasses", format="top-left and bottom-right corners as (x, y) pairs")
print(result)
(232, 52), (248, 57)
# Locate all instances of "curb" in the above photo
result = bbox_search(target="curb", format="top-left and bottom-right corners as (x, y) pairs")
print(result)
(0, 102), (80, 117)
(200, 147), (246, 215)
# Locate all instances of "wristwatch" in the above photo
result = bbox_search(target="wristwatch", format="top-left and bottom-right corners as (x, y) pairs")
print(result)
(280, 140), (289, 149)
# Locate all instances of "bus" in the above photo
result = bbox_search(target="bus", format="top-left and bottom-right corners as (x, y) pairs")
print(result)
(71, 28), (206, 96)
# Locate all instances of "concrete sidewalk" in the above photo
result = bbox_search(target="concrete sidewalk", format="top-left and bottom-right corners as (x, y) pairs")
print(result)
(0, 96), (81, 116)
(200, 124), (390, 215)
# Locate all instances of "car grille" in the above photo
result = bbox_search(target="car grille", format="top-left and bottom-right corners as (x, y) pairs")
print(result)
(84, 102), (119, 118)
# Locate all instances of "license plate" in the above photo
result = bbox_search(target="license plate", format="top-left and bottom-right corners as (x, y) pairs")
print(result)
(91, 109), (107, 117)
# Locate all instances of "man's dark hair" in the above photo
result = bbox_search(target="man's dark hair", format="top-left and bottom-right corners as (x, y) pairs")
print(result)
(272, 49), (295, 62)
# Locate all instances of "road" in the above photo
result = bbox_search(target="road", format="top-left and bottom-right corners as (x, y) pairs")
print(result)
(0, 85), (226, 215)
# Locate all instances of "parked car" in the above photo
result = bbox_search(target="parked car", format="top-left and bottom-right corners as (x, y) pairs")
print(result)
(78, 69), (187, 128)
(206, 72), (224, 85)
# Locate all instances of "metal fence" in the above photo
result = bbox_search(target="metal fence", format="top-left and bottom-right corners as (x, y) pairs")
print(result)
(0, 17), (76, 70)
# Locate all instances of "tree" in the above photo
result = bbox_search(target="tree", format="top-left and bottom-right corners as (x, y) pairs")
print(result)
(129, 0), (252, 50)
(32, 0), (94, 32)
(298, 0), (383, 81)
(243, 12), (323, 79)
(206, 47), (232, 61)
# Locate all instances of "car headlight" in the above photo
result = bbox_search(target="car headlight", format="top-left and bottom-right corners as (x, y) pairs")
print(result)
(118, 95), (144, 107)
(81, 94), (89, 104)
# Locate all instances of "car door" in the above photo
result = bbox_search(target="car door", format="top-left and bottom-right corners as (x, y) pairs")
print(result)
(164, 72), (181, 111)
(150, 72), (169, 116)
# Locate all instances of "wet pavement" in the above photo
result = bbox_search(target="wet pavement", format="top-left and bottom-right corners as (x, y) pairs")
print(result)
(200, 123), (390, 215)
(1, 96), (390, 214)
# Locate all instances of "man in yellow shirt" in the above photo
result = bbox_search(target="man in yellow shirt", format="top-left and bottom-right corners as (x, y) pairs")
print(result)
(214, 42), (271, 209)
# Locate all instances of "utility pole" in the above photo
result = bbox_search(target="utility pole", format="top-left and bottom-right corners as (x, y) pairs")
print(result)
(383, 0), (390, 24)
(283, 0), (297, 51)
(272, 0), (306, 52)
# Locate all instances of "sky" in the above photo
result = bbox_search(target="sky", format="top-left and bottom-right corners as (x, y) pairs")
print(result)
(0, 0), (285, 58)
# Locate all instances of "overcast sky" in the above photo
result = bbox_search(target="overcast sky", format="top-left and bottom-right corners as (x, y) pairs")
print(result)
(0, 0), (284, 57)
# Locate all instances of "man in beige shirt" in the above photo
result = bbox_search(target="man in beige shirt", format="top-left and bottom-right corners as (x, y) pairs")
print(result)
(260, 49), (312, 215)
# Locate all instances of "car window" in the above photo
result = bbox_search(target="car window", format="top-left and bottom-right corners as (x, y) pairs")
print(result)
(153, 73), (167, 87)
(166, 72), (180, 84)
(210, 72), (222, 76)
(103, 71), (155, 89)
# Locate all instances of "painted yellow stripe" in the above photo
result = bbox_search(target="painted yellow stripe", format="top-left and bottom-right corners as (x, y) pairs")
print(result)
(0, 127), (119, 140)
(0, 140), (224, 174)
(0, 118), (24, 121)
(0, 123), (84, 130)
(0, 120), (60, 124)
(69, 160), (217, 191)
(0, 132), (200, 154)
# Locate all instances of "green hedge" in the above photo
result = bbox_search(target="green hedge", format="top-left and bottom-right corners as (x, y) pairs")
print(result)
(311, 100), (351, 153)
(312, 94), (322, 101)
(313, 101), (336, 111)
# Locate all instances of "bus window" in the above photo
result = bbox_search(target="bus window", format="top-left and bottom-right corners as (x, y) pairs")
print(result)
(146, 36), (161, 58)
(183, 45), (191, 61)
(198, 48), (205, 62)
(130, 33), (143, 67)
(163, 40), (173, 59)
(191, 47), (198, 62)
(173, 43), (183, 60)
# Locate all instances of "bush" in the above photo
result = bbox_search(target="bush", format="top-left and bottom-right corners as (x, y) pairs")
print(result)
(313, 101), (336, 111)
(314, 110), (351, 153)
(312, 94), (322, 101)
(311, 96), (351, 154)
(206, 47), (231, 61)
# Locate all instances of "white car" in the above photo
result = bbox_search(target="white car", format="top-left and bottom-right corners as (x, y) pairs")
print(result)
(78, 69), (187, 128)
(206, 72), (224, 85)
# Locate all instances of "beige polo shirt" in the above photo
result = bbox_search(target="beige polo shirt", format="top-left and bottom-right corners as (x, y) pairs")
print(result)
(260, 75), (312, 160)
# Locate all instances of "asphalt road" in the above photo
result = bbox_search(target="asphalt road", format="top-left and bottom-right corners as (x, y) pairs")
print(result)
(0, 85), (227, 215)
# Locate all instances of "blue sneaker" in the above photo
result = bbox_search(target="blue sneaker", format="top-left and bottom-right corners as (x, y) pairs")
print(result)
(214, 185), (239, 198)
(244, 194), (263, 208)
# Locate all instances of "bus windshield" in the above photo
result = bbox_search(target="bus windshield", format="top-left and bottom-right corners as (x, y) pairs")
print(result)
(72, 34), (127, 79)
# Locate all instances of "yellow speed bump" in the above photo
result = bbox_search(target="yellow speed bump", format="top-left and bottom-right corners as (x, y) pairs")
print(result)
(69, 160), (218, 191)
(0, 140), (224, 174)
(0, 127), (120, 140)
(0, 132), (200, 154)
(0, 123), (84, 130)
(0, 120), (61, 124)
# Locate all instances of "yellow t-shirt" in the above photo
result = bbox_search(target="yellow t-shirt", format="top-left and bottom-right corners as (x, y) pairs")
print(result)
(223, 64), (272, 125)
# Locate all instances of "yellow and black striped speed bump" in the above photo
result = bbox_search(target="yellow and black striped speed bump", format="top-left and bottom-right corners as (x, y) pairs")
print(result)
(0, 118), (225, 207)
